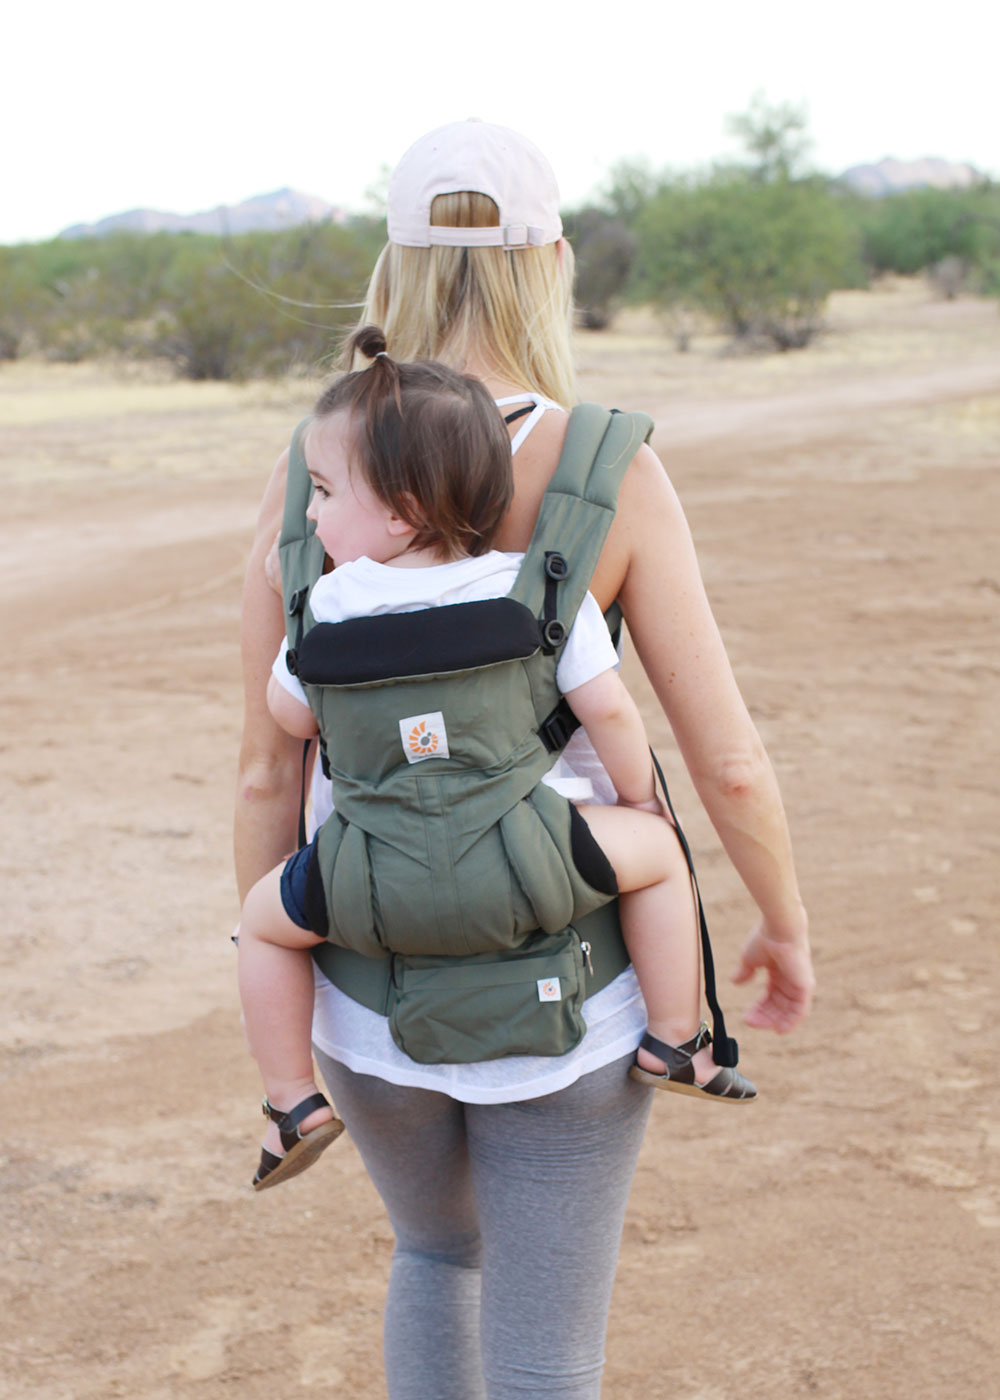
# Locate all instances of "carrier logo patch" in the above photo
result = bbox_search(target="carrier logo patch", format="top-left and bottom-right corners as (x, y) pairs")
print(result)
(537, 977), (562, 1003)
(400, 711), (450, 763)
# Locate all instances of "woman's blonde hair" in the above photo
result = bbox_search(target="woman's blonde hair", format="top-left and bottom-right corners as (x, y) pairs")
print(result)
(353, 192), (577, 406)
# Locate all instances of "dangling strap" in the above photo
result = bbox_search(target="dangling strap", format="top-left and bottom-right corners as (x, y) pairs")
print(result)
(649, 749), (740, 1068)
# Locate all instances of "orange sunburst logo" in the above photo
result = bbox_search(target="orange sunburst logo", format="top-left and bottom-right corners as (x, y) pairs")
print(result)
(407, 721), (439, 756)
(399, 711), (449, 763)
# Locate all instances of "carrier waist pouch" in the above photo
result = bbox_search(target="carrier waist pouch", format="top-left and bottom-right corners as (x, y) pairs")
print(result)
(387, 928), (588, 1064)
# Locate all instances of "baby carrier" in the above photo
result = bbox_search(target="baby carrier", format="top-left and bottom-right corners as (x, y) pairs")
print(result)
(279, 405), (740, 1069)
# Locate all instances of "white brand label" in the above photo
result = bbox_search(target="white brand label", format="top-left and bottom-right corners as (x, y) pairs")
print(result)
(399, 711), (449, 764)
(537, 977), (562, 1003)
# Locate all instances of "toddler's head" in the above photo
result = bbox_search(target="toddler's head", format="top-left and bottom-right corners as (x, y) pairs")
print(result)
(311, 326), (513, 562)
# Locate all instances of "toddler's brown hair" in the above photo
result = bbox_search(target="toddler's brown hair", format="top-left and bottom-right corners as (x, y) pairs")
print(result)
(314, 326), (513, 559)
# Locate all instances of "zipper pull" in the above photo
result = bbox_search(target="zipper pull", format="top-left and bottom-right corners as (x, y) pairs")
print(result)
(580, 940), (594, 975)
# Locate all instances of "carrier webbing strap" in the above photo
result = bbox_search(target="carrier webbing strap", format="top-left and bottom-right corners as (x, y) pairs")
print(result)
(649, 750), (739, 1068)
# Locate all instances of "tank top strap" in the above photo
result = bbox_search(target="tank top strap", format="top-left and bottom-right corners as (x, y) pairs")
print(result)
(494, 392), (565, 456)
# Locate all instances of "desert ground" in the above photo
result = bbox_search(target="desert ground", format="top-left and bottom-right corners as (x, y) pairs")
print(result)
(1, 280), (998, 1399)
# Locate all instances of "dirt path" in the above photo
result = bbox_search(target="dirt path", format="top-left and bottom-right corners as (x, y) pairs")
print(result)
(2, 283), (998, 1398)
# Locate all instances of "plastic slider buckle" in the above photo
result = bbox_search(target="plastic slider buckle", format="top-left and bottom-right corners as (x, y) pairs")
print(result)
(288, 588), (306, 615)
(285, 648), (299, 676)
(544, 552), (569, 580)
(540, 712), (572, 752)
(543, 619), (567, 649)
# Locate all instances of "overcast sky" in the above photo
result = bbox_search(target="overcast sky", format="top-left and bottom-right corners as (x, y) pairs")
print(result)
(4, 0), (996, 245)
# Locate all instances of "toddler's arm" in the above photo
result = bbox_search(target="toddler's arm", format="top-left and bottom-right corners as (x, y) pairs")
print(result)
(563, 669), (662, 812)
(266, 672), (319, 740)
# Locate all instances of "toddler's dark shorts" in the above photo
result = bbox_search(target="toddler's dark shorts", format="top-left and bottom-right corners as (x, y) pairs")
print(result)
(279, 834), (320, 930)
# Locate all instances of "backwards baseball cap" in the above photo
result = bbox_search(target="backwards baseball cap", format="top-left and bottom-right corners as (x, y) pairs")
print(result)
(387, 118), (563, 251)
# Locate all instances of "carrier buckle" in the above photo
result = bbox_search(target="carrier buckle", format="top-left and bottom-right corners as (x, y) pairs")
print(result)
(539, 701), (580, 753)
(543, 619), (567, 650)
(544, 551), (568, 580)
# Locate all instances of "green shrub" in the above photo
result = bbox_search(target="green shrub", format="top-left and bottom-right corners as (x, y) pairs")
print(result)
(859, 185), (1000, 284)
(633, 174), (862, 349)
(563, 207), (636, 329)
(0, 220), (387, 379)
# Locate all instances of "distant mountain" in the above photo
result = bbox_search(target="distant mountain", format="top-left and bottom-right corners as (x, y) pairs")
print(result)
(60, 188), (346, 239)
(839, 157), (984, 197)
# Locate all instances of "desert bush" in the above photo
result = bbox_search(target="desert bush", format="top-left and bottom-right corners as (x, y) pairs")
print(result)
(601, 97), (862, 350)
(927, 254), (969, 299)
(859, 185), (1000, 284)
(0, 248), (48, 359)
(0, 220), (386, 379)
(632, 173), (860, 350)
(147, 222), (384, 379)
(563, 207), (636, 329)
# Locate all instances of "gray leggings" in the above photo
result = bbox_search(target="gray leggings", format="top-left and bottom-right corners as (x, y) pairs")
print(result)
(315, 1049), (653, 1400)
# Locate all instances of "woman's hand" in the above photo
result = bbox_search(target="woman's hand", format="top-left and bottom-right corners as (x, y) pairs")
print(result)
(732, 918), (814, 1034)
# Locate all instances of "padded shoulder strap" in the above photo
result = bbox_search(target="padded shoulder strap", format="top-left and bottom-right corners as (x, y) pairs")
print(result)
(508, 404), (652, 624)
(507, 404), (652, 731)
(278, 417), (327, 647)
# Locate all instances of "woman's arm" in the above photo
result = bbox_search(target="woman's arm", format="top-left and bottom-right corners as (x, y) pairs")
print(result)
(234, 449), (305, 902)
(597, 445), (813, 1032)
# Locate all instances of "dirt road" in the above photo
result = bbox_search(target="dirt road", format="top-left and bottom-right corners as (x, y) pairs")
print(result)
(2, 282), (997, 1398)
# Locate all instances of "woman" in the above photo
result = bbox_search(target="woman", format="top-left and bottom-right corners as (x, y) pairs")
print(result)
(236, 119), (813, 1398)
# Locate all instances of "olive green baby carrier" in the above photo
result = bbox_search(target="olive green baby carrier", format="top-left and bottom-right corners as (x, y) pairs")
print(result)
(278, 404), (739, 1069)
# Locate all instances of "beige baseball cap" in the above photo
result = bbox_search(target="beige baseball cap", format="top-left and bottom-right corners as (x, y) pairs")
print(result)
(386, 118), (563, 250)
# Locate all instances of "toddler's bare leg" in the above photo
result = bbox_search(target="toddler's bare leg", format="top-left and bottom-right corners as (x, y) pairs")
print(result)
(238, 866), (333, 1153)
(576, 805), (717, 1082)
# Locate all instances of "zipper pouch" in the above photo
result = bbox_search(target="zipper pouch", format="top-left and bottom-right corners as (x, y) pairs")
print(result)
(387, 927), (589, 1064)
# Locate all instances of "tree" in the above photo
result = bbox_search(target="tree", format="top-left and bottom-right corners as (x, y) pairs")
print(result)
(725, 93), (812, 183)
(859, 184), (1000, 295)
(628, 98), (861, 350)
(563, 207), (636, 330)
(633, 173), (860, 350)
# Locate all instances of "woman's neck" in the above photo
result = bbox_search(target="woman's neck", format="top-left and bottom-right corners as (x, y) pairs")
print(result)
(457, 350), (534, 401)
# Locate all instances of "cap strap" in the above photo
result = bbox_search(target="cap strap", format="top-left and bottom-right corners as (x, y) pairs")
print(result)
(423, 223), (549, 249)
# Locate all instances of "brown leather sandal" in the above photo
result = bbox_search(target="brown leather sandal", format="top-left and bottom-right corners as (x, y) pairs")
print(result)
(252, 1092), (345, 1191)
(628, 1023), (757, 1102)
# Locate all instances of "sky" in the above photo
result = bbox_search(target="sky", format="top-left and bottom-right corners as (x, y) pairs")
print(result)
(3, 0), (997, 245)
